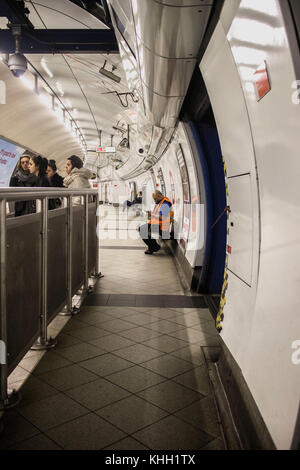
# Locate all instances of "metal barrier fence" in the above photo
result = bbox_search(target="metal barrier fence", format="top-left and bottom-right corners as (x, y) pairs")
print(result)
(0, 188), (100, 412)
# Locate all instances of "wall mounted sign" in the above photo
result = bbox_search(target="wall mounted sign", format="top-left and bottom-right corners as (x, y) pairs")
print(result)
(254, 61), (271, 101)
(0, 138), (25, 187)
(176, 144), (191, 249)
(96, 146), (116, 153)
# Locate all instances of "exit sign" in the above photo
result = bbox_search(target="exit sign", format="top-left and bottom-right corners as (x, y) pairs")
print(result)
(96, 146), (116, 153)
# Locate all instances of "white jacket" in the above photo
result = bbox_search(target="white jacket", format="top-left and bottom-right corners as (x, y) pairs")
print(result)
(64, 167), (93, 205)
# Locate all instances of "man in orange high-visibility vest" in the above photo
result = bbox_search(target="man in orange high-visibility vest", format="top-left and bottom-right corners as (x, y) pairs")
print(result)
(139, 190), (174, 254)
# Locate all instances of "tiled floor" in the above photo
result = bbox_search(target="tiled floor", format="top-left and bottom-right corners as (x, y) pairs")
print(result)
(0, 206), (225, 450)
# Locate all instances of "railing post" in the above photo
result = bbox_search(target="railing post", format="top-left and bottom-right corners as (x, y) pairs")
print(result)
(60, 195), (79, 315)
(32, 197), (56, 350)
(92, 192), (102, 279)
(0, 199), (20, 410)
(83, 194), (92, 293)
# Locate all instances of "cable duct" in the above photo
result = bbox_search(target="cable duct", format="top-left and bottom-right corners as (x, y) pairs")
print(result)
(107, 0), (214, 178)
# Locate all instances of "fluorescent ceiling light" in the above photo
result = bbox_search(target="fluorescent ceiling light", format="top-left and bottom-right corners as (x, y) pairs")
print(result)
(41, 58), (53, 78)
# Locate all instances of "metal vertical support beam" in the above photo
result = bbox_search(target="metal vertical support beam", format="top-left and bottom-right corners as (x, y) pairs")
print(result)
(83, 194), (90, 293)
(32, 198), (56, 350)
(0, 199), (19, 409)
(92, 193), (102, 279)
(60, 196), (79, 315)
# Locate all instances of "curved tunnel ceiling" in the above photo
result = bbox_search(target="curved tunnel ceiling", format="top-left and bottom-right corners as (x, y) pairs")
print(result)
(15, 0), (139, 168)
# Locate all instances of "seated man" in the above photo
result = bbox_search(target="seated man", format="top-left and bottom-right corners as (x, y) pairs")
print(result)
(138, 190), (174, 254)
(122, 191), (143, 212)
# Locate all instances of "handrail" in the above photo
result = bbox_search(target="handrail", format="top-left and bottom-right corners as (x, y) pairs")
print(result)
(0, 187), (97, 201)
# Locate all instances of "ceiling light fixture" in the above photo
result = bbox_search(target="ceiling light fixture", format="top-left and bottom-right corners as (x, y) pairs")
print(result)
(99, 60), (121, 83)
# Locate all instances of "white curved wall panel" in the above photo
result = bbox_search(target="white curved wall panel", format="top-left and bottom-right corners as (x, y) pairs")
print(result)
(201, 0), (300, 449)
(0, 63), (83, 173)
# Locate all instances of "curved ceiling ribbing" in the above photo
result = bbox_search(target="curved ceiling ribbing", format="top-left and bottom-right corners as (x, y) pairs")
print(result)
(22, 0), (137, 168)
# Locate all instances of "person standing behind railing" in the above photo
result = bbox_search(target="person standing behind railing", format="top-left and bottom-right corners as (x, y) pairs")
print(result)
(9, 153), (36, 216)
(28, 155), (56, 211)
(63, 155), (92, 205)
(46, 159), (64, 209)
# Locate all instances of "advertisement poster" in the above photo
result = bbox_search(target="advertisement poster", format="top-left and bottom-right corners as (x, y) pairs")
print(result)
(0, 138), (25, 187)
(176, 145), (191, 249)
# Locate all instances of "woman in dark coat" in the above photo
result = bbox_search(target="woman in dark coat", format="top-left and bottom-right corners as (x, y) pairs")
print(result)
(46, 159), (64, 208)
(46, 160), (64, 188)
(9, 153), (36, 216)
(28, 155), (56, 211)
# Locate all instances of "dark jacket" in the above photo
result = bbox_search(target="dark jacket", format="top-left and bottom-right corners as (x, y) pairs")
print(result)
(31, 173), (56, 212)
(50, 173), (64, 188)
(9, 168), (36, 217)
(49, 172), (64, 208)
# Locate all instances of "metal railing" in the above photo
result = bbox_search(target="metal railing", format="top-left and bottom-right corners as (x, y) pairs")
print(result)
(0, 187), (101, 412)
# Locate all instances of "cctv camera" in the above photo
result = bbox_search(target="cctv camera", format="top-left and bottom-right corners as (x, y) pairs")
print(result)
(8, 53), (27, 77)
(138, 148), (144, 154)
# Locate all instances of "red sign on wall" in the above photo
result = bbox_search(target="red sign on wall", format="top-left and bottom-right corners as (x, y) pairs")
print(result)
(254, 61), (271, 101)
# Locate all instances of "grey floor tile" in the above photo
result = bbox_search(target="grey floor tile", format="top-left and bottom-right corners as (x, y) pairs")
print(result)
(112, 344), (164, 364)
(79, 311), (114, 325)
(122, 313), (158, 326)
(37, 364), (98, 391)
(106, 365), (166, 393)
(54, 332), (82, 349)
(32, 351), (72, 376)
(54, 342), (106, 363)
(191, 321), (219, 336)
(132, 415), (213, 450)
(145, 308), (184, 321)
(8, 433), (62, 450)
(96, 395), (168, 434)
(168, 328), (220, 345)
(141, 335), (188, 353)
(88, 333), (136, 352)
(65, 378), (130, 410)
(45, 413), (125, 450)
(17, 393), (89, 431)
(137, 380), (202, 413)
(119, 327), (162, 342)
(104, 437), (149, 450)
(79, 353), (135, 377)
(146, 320), (186, 335)
(170, 315), (211, 328)
(201, 437), (226, 450)
(0, 410), (40, 449)
(63, 318), (90, 332)
(175, 396), (221, 438)
(95, 318), (138, 333)
(141, 354), (195, 379)
(16, 376), (59, 406)
(171, 345), (206, 365)
(172, 364), (212, 396)
(67, 325), (112, 341)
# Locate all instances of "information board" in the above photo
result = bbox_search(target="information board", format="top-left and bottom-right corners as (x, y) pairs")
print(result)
(0, 138), (25, 187)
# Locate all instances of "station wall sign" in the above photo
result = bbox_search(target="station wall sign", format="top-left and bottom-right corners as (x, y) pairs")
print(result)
(96, 147), (116, 153)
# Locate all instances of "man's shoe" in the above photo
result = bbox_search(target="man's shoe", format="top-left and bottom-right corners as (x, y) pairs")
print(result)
(144, 250), (154, 255)
(153, 246), (161, 252)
